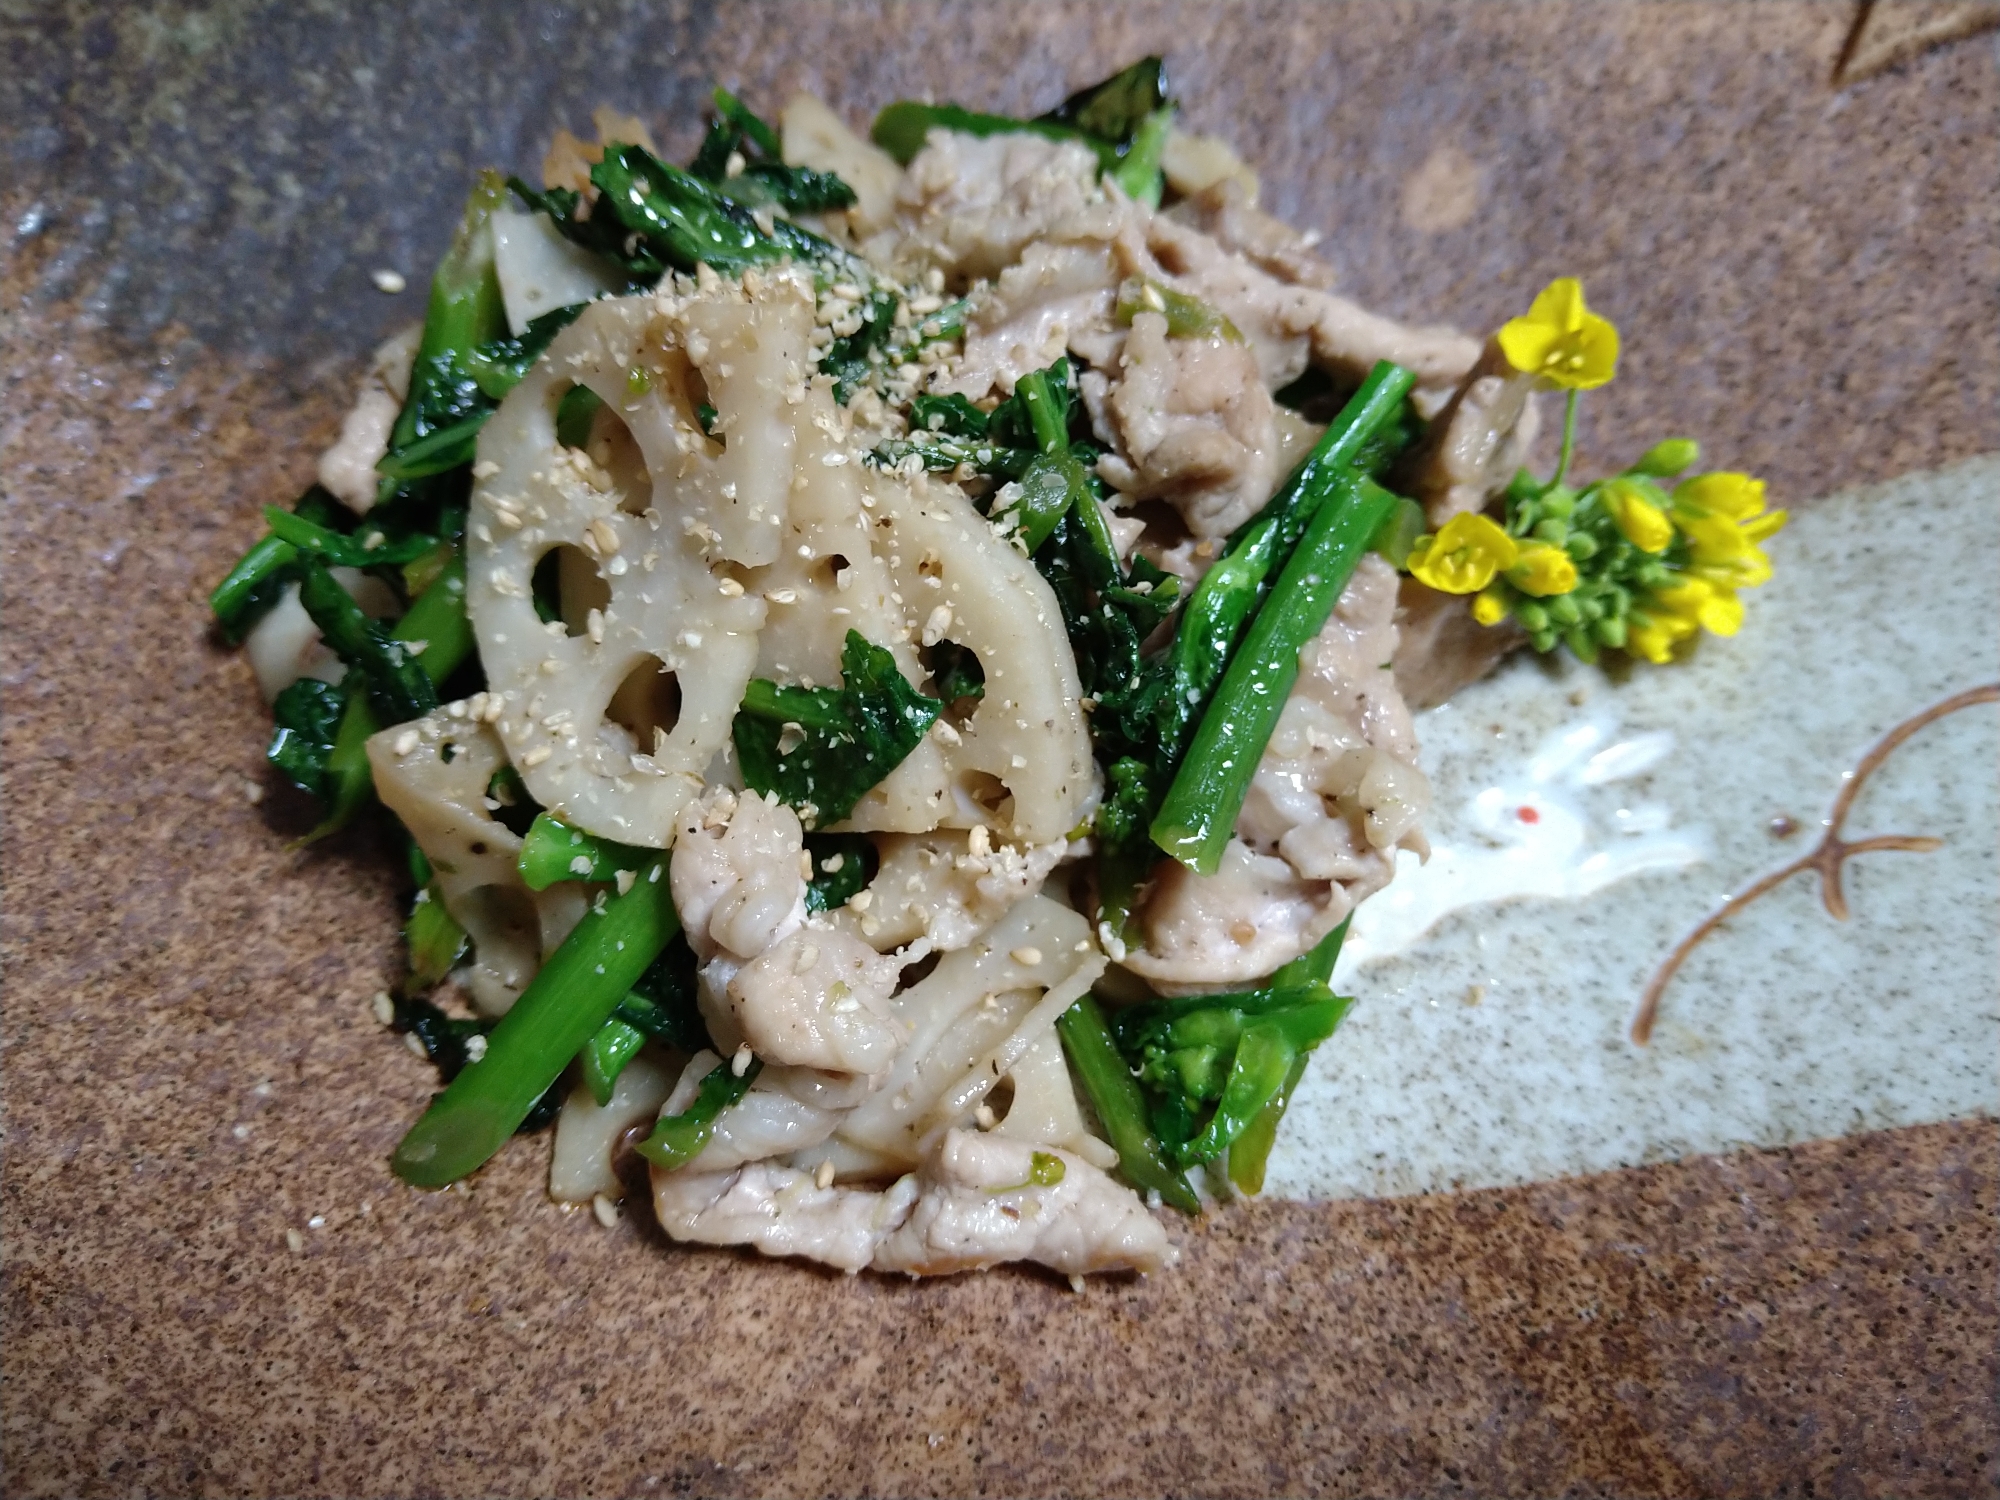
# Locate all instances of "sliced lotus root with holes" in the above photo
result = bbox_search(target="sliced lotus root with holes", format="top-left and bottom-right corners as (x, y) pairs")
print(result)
(367, 711), (587, 1016)
(850, 465), (1093, 845)
(735, 375), (1093, 844)
(467, 283), (818, 845)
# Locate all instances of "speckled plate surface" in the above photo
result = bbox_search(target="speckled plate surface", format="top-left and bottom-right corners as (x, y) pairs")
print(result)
(4, 4), (1996, 1494)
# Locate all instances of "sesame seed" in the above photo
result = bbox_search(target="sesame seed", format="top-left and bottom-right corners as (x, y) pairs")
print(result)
(286, 1228), (305, 1252)
(974, 1103), (997, 1129)
(371, 268), (407, 293)
(393, 730), (420, 757)
(592, 1194), (620, 1228)
(522, 746), (552, 768)
(731, 1045), (754, 1078)
(615, 869), (637, 895)
(370, 991), (395, 1026)
(717, 577), (744, 597)
(814, 1160), (836, 1189)
(1009, 946), (1043, 967)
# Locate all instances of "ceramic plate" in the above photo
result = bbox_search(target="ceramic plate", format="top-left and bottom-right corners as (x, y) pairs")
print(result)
(4, 4), (1995, 1492)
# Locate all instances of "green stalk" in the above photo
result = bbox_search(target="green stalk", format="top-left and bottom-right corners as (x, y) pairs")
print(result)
(1056, 993), (1200, 1213)
(1152, 478), (1399, 874)
(1164, 362), (1416, 748)
(299, 554), (470, 843)
(1551, 388), (1579, 489)
(518, 811), (653, 891)
(210, 486), (343, 640)
(393, 860), (681, 1186)
(1108, 107), (1173, 207)
(634, 1056), (761, 1170)
(1226, 1050), (1309, 1195)
(582, 1018), (648, 1106)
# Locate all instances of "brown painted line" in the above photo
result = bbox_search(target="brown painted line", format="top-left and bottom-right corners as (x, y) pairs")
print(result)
(1632, 680), (2000, 1045)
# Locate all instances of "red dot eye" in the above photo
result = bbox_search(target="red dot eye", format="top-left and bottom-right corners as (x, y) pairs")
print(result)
(1516, 805), (1540, 824)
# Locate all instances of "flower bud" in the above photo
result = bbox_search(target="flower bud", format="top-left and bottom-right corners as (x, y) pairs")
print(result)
(1630, 438), (1700, 477)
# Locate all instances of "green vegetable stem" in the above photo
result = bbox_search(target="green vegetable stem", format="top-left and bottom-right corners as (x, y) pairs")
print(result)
(1055, 993), (1200, 1213)
(393, 858), (681, 1187)
(1151, 476), (1399, 874)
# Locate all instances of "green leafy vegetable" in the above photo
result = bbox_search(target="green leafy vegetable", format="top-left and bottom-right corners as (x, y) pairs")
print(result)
(1037, 56), (1169, 144)
(1151, 477), (1399, 874)
(404, 886), (469, 986)
(1115, 276), (1242, 342)
(378, 172), (511, 492)
(820, 286), (899, 403)
(261, 505), (438, 568)
(590, 142), (858, 282)
(1055, 993), (1200, 1213)
(391, 994), (565, 1136)
(804, 832), (877, 913)
(294, 561), (438, 726)
(297, 553), (474, 842)
(634, 1056), (760, 1170)
(463, 302), (588, 401)
(392, 857), (681, 1186)
(908, 392), (989, 438)
(617, 938), (707, 1053)
(733, 630), (942, 828)
(517, 811), (654, 891)
(553, 384), (606, 450)
(210, 486), (345, 642)
(265, 677), (345, 800)
(582, 1018), (648, 1106)
(1106, 106), (1173, 207)
(872, 57), (1172, 186)
(1108, 919), (1354, 1172)
(689, 87), (857, 215)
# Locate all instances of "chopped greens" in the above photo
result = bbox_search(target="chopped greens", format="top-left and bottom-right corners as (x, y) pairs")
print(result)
(265, 677), (345, 800)
(404, 885), (469, 987)
(689, 87), (857, 215)
(733, 630), (942, 828)
(1105, 919), (1354, 1178)
(392, 857), (680, 1187)
(804, 832), (877, 913)
(872, 56), (1173, 204)
(517, 811), (654, 890)
(294, 560), (438, 725)
(390, 993), (564, 1136)
(634, 1055), (760, 1171)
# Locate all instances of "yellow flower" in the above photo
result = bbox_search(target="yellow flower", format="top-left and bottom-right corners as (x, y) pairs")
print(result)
(1672, 471), (1767, 522)
(1496, 278), (1620, 390)
(1506, 540), (1578, 596)
(1472, 587), (1510, 626)
(1669, 472), (1785, 590)
(1407, 513), (1519, 594)
(1600, 480), (1674, 553)
(1651, 576), (1743, 637)
(1626, 610), (1695, 664)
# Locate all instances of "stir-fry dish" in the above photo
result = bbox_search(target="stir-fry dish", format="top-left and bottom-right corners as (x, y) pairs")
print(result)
(213, 61), (1785, 1279)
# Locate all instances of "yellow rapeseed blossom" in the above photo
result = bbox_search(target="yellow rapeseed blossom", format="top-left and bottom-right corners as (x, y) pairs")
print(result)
(1496, 277), (1620, 391)
(1600, 481), (1674, 553)
(1673, 471), (1786, 589)
(1671, 471), (1766, 521)
(1506, 540), (1578, 596)
(1407, 513), (1518, 594)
